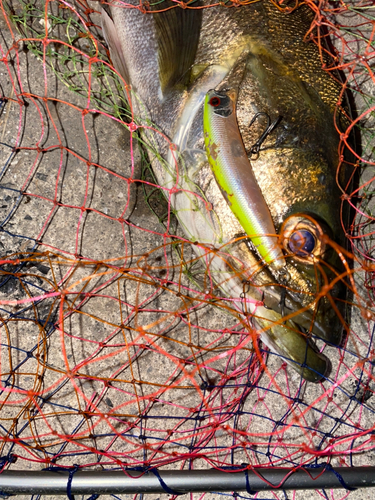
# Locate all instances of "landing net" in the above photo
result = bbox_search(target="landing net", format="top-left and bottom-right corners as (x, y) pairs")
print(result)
(0, 0), (374, 498)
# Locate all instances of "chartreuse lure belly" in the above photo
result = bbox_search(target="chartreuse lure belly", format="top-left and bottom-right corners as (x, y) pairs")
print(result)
(203, 89), (285, 270)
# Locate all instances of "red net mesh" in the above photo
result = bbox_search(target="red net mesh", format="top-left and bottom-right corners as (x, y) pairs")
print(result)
(0, 0), (374, 497)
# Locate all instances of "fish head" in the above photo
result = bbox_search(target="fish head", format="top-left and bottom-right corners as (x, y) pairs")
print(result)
(221, 40), (351, 347)
(246, 140), (348, 346)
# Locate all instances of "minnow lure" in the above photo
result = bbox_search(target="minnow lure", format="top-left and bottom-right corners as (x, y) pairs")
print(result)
(203, 89), (285, 270)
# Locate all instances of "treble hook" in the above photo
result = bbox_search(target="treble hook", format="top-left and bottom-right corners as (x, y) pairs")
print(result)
(279, 286), (286, 318)
(277, 268), (290, 318)
(248, 112), (282, 159)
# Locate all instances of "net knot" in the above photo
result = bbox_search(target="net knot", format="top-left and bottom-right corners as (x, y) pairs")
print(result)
(128, 122), (138, 132)
(139, 1), (150, 13)
(0, 454), (17, 470)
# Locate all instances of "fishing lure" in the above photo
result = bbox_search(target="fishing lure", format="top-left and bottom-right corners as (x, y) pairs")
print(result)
(203, 89), (285, 270)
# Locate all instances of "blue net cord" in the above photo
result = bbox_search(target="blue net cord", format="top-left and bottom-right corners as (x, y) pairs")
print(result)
(304, 462), (357, 492)
(0, 455), (17, 471)
(149, 468), (183, 496)
(43, 464), (80, 500)
(0, 455), (17, 498)
(243, 468), (256, 496)
(66, 465), (80, 500)
(218, 465), (256, 496)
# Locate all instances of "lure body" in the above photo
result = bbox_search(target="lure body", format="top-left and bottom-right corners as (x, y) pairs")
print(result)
(203, 89), (285, 270)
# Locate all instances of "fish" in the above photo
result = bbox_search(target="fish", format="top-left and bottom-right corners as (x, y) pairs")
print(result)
(101, 0), (350, 382)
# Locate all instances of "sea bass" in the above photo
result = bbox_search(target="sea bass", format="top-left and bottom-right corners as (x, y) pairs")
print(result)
(102, 0), (349, 382)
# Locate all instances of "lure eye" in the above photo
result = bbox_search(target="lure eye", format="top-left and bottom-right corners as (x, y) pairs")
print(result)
(209, 96), (221, 107)
(288, 229), (315, 257)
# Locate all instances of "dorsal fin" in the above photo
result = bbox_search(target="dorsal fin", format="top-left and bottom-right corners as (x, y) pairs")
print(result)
(151, 1), (202, 94)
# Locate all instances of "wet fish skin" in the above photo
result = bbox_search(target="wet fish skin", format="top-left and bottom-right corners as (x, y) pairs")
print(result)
(102, 0), (349, 381)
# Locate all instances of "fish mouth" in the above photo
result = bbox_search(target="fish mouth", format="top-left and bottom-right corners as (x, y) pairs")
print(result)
(238, 250), (347, 382)
(260, 273), (346, 347)
(248, 282), (344, 383)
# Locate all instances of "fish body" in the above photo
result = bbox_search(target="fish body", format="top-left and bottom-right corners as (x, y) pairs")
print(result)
(102, 0), (349, 382)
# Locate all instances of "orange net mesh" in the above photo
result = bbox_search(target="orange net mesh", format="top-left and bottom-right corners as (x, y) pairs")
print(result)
(0, 0), (374, 497)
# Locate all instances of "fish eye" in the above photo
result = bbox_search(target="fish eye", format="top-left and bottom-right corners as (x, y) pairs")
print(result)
(209, 96), (221, 107)
(288, 229), (316, 257)
(281, 214), (329, 262)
